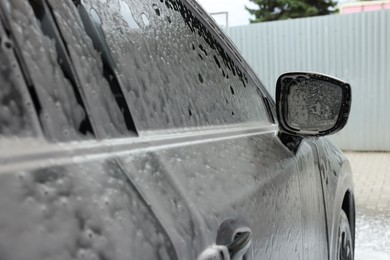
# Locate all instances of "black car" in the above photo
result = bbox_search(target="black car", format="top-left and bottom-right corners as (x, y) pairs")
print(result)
(0, 0), (354, 259)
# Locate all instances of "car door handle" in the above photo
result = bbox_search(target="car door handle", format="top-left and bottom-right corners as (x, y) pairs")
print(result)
(226, 230), (252, 260)
(198, 228), (252, 260)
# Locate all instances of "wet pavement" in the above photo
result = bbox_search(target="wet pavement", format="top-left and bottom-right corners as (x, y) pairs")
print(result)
(355, 209), (390, 260)
(344, 152), (390, 260)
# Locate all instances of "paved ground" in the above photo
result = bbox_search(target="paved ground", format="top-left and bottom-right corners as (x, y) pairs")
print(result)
(344, 152), (390, 260)
(346, 152), (390, 212)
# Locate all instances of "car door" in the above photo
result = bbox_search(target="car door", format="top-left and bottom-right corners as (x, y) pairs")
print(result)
(312, 137), (354, 260)
(295, 140), (329, 259)
(0, 1), (329, 260)
(0, 1), (178, 260)
(69, 0), (305, 259)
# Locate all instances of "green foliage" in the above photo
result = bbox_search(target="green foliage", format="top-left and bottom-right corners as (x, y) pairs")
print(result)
(246, 0), (338, 23)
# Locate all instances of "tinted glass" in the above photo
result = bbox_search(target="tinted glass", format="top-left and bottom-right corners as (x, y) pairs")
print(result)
(0, 0), (92, 141)
(0, 0), (138, 141)
(78, 0), (271, 132)
(0, 21), (41, 138)
(46, 0), (138, 138)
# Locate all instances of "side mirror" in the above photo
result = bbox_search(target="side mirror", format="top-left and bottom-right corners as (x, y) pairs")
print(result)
(276, 72), (351, 137)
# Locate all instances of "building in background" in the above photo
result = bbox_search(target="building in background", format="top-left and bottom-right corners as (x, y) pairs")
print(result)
(196, 0), (257, 27)
(210, 12), (229, 27)
(340, 0), (390, 14)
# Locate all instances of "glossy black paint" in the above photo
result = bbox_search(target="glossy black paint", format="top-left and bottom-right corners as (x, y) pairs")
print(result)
(0, 0), (354, 260)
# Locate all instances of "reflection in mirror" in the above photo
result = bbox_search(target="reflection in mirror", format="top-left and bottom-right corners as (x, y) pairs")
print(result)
(286, 77), (343, 132)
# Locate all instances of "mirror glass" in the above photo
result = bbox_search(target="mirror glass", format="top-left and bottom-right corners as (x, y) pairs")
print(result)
(285, 77), (343, 132)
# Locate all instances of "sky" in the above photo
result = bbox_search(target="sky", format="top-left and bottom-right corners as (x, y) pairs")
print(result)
(196, 0), (257, 27)
(195, 0), (356, 27)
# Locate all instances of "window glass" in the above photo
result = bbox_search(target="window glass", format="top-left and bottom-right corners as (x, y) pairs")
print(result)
(78, 0), (271, 132)
(0, 21), (41, 138)
(1, 0), (137, 141)
(1, 0), (91, 141)
(46, 0), (138, 138)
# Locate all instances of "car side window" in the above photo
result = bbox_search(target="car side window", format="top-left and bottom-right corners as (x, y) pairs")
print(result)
(0, 21), (41, 138)
(45, 0), (138, 138)
(0, 0), (138, 142)
(78, 0), (272, 132)
(0, 0), (94, 141)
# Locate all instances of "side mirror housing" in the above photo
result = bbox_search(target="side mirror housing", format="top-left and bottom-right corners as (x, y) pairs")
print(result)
(276, 72), (351, 137)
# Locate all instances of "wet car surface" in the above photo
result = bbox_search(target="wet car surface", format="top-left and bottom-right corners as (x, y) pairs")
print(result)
(0, 0), (354, 259)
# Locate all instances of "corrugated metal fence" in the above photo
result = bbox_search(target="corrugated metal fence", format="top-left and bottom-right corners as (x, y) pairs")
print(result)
(225, 10), (390, 151)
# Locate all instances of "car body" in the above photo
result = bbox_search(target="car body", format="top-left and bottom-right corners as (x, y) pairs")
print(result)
(0, 0), (354, 259)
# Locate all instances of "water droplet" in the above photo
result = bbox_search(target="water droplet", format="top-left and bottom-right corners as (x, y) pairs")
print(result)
(119, 0), (141, 29)
(141, 13), (150, 27)
(198, 74), (203, 83)
(152, 4), (160, 16)
(3, 40), (12, 49)
(213, 55), (221, 68)
(230, 86), (235, 95)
